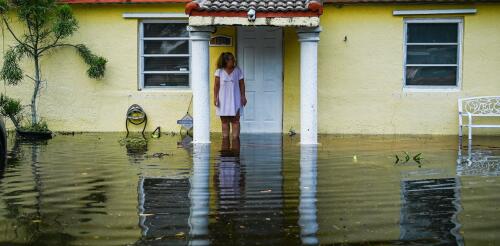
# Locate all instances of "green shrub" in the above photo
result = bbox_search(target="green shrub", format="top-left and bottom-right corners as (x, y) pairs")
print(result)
(0, 93), (23, 128)
(19, 121), (51, 133)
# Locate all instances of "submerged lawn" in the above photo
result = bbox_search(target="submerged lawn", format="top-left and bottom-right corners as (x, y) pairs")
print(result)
(0, 133), (499, 245)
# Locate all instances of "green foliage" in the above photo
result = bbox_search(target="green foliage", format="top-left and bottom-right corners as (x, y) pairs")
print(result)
(0, 93), (23, 128)
(412, 153), (423, 164)
(0, 0), (9, 14)
(19, 121), (50, 133)
(394, 152), (424, 165)
(75, 44), (107, 79)
(119, 137), (148, 152)
(53, 5), (78, 39)
(0, 48), (24, 85)
(16, 0), (55, 27)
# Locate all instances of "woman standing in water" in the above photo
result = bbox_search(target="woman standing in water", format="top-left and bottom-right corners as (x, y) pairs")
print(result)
(214, 52), (247, 139)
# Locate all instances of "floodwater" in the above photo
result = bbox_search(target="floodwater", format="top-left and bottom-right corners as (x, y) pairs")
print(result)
(0, 133), (499, 245)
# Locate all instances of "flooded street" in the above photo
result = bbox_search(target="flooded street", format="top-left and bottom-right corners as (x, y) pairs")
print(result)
(0, 133), (499, 245)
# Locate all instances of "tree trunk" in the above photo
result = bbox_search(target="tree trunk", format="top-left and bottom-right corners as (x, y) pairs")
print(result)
(9, 114), (20, 129)
(31, 56), (41, 126)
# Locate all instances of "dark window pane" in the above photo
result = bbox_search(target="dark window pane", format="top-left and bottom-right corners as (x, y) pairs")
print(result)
(406, 66), (457, 86)
(144, 57), (189, 71)
(407, 23), (458, 43)
(406, 45), (458, 64)
(144, 40), (189, 54)
(143, 23), (188, 38)
(144, 74), (189, 87)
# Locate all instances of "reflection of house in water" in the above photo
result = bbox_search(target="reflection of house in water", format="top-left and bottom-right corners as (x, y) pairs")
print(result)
(456, 140), (500, 245)
(457, 141), (500, 177)
(136, 177), (191, 245)
(399, 178), (464, 245)
(209, 135), (300, 244)
(133, 135), (312, 245)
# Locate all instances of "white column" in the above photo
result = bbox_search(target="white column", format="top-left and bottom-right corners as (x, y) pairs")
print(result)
(188, 143), (210, 245)
(299, 145), (318, 245)
(188, 26), (215, 144)
(297, 27), (321, 145)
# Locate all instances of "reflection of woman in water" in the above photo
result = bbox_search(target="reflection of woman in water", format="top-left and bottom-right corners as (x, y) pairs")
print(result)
(216, 137), (242, 208)
(211, 137), (245, 242)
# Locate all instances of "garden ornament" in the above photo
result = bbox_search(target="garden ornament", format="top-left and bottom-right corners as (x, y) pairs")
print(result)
(126, 104), (147, 137)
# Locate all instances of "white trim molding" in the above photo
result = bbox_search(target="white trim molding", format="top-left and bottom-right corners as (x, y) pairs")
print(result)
(393, 9), (477, 16)
(138, 19), (191, 90)
(123, 12), (188, 19)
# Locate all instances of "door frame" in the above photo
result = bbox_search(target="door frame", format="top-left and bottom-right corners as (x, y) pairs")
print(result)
(236, 26), (284, 133)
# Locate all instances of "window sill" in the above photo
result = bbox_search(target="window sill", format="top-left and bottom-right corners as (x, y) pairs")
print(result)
(139, 87), (192, 93)
(402, 87), (461, 93)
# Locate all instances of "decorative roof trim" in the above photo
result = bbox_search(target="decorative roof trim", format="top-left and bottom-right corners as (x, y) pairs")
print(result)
(188, 10), (321, 17)
(123, 12), (188, 18)
(189, 15), (320, 26)
(393, 8), (477, 15)
(185, 0), (323, 16)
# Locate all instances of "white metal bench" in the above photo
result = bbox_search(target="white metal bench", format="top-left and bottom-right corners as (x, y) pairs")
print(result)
(459, 96), (500, 140)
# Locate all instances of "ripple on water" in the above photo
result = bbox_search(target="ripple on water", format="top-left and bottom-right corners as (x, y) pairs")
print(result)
(0, 134), (499, 245)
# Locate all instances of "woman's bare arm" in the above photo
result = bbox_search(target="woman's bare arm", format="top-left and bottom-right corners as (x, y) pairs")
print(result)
(214, 76), (220, 106)
(239, 79), (247, 106)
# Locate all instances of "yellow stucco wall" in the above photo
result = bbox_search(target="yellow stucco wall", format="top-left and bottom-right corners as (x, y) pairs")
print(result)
(1, 4), (193, 132)
(1, 3), (500, 135)
(283, 3), (500, 135)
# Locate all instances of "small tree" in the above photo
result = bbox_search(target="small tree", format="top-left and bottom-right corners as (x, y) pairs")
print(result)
(0, 0), (106, 129)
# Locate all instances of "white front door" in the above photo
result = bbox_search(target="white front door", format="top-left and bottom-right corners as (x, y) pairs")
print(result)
(237, 27), (283, 133)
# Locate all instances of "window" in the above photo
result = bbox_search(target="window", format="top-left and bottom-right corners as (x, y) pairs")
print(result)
(139, 20), (190, 89)
(404, 19), (462, 89)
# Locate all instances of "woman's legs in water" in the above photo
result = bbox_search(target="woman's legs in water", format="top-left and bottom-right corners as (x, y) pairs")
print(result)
(220, 117), (230, 138)
(231, 111), (241, 139)
(221, 111), (240, 138)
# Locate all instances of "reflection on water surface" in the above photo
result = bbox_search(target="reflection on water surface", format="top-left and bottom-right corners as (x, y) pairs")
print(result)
(0, 133), (499, 245)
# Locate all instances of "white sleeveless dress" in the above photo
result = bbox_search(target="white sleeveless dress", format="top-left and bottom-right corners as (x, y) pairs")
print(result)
(215, 67), (244, 116)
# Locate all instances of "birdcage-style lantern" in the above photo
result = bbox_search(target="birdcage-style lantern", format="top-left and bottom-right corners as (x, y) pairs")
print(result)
(126, 104), (147, 137)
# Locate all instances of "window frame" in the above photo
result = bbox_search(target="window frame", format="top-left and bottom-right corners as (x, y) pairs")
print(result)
(138, 19), (191, 90)
(403, 18), (463, 91)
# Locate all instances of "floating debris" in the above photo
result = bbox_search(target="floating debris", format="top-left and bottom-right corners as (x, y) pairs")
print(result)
(119, 137), (147, 148)
(394, 152), (424, 166)
(145, 152), (171, 159)
(413, 153), (423, 164)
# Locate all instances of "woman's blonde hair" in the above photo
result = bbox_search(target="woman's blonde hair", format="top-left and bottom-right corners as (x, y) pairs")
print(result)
(216, 52), (236, 69)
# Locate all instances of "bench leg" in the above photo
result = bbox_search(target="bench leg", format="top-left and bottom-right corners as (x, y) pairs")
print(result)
(467, 114), (472, 141)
